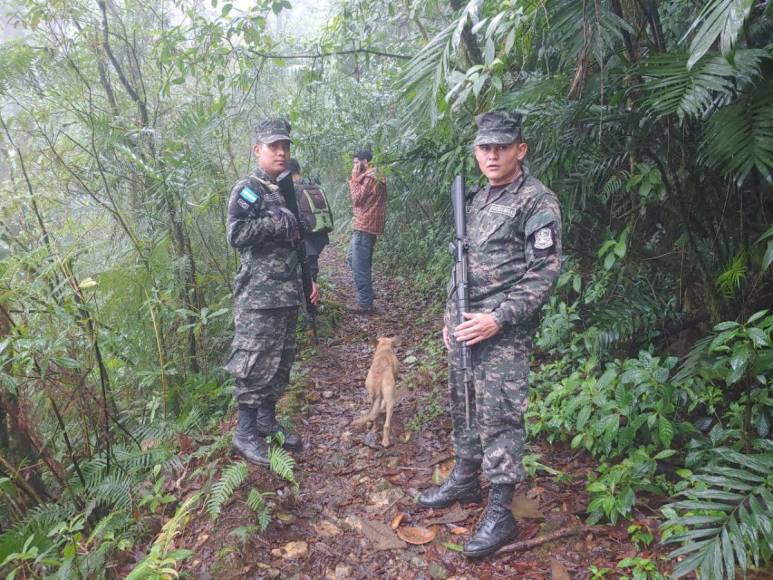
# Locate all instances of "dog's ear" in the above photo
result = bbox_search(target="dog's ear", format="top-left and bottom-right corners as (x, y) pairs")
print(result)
(370, 336), (380, 348)
(390, 336), (402, 349)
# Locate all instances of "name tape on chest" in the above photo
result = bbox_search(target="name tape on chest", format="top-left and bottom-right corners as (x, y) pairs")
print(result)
(533, 227), (554, 250)
(489, 204), (516, 218)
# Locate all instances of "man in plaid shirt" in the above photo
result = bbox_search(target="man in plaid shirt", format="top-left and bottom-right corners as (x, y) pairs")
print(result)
(347, 149), (387, 314)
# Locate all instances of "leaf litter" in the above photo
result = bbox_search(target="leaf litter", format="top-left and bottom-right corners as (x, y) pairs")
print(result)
(169, 243), (674, 578)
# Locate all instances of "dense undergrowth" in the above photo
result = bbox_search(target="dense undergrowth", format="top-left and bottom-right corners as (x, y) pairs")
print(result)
(1, 0), (772, 578)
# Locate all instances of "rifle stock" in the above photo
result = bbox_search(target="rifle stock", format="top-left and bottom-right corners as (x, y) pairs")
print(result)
(451, 175), (473, 429)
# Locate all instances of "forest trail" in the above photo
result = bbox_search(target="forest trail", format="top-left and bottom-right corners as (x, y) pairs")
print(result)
(177, 242), (665, 579)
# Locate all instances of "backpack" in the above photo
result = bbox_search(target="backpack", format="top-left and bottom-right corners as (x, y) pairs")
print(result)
(297, 181), (334, 234)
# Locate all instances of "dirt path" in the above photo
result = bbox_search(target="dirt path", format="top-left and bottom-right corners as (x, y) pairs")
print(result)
(179, 243), (666, 579)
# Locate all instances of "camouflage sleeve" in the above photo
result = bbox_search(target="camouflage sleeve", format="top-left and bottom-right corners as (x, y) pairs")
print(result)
(491, 194), (562, 330)
(226, 179), (276, 248)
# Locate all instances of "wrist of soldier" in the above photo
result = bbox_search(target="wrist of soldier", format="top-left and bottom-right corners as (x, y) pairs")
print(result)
(490, 309), (507, 330)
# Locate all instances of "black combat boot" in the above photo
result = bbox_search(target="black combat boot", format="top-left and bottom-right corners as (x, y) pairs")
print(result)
(417, 459), (482, 508)
(232, 405), (269, 465)
(255, 400), (303, 451)
(463, 483), (518, 559)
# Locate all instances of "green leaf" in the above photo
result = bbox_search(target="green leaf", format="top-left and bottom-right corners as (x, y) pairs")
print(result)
(659, 417), (675, 447)
(684, 0), (756, 69)
(746, 309), (769, 324)
(762, 240), (773, 271)
(654, 449), (676, 460)
(576, 406), (591, 431)
(746, 328), (770, 348)
(701, 79), (773, 184)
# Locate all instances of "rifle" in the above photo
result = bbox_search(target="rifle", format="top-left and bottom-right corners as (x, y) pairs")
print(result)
(276, 170), (319, 344)
(450, 175), (473, 429)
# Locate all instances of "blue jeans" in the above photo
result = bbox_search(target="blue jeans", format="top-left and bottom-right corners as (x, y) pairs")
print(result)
(348, 230), (377, 306)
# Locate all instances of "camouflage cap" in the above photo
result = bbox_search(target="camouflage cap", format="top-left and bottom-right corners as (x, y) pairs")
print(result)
(255, 117), (293, 144)
(473, 111), (523, 146)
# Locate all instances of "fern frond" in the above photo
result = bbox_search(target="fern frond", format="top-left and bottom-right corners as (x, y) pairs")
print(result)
(126, 492), (201, 580)
(246, 488), (272, 532)
(89, 473), (133, 511)
(662, 448), (773, 579)
(268, 446), (296, 487)
(207, 462), (248, 520)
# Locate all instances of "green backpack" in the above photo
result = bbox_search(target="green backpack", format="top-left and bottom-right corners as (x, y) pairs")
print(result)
(297, 181), (334, 234)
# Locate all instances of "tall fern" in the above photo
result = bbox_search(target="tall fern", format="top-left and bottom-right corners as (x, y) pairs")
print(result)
(206, 462), (248, 520)
(126, 492), (201, 580)
(268, 446), (297, 490)
(662, 448), (773, 579)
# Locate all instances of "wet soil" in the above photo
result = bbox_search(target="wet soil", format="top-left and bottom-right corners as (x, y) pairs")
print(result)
(176, 242), (672, 579)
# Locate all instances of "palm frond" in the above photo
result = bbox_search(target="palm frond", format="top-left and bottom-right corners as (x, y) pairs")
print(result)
(684, 0), (756, 69)
(398, 19), (457, 127)
(662, 448), (773, 579)
(640, 52), (736, 122)
(700, 79), (773, 184)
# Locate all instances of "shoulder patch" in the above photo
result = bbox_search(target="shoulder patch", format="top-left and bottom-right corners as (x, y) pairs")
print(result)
(533, 227), (554, 250)
(239, 185), (258, 204)
(490, 204), (516, 218)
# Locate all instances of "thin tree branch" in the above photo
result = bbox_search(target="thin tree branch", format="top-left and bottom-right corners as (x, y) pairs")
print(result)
(244, 47), (414, 61)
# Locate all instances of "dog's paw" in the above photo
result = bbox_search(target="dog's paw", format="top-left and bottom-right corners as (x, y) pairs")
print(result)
(351, 417), (373, 430)
(381, 436), (391, 448)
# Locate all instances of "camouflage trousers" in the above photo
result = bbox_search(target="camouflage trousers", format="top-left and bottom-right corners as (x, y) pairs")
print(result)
(448, 329), (531, 485)
(223, 307), (298, 408)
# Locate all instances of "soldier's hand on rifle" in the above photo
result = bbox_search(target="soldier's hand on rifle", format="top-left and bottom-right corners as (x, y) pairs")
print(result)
(454, 312), (500, 346)
(442, 325), (451, 351)
(268, 207), (299, 241)
(310, 281), (320, 306)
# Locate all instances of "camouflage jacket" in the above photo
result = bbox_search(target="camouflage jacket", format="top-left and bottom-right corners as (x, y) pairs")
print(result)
(227, 167), (303, 309)
(446, 172), (562, 334)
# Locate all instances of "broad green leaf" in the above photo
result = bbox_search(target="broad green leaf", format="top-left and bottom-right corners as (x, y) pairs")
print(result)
(746, 328), (770, 348)
(685, 0), (756, 69)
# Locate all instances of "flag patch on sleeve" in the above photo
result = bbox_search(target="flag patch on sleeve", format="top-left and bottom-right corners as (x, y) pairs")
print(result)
(533, 227), (554, 249)
(239, 186), (258, 204)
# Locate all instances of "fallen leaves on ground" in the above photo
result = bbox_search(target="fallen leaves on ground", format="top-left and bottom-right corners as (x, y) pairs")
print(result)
(359, 517), (407, 551)
(396, 525), (436, 545)
(511, 495), (544, 519)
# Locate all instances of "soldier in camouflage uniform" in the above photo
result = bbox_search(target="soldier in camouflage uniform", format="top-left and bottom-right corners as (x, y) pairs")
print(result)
(418, 111), (562, 559)
(224, 118), (320, 465)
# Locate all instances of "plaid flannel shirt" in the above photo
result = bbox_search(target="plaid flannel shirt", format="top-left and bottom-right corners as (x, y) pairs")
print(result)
(349, 168), (387, 235)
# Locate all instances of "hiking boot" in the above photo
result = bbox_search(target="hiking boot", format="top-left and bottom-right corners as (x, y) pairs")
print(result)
(232, 405), (269, 465)
(463, 483), (518, 559)
(256, 401), (303, 451)
(417, 458), (481, 508)
(345, 302), (374, 315)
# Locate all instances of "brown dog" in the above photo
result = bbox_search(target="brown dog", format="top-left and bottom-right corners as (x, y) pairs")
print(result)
(352, 336), (400, 447)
